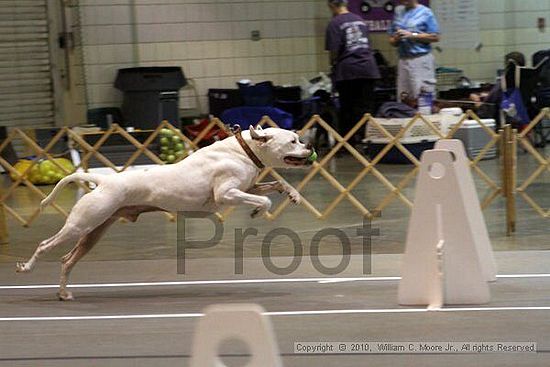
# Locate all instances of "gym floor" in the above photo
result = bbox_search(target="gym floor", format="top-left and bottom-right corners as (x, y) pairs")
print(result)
(1, 153), (549, 366)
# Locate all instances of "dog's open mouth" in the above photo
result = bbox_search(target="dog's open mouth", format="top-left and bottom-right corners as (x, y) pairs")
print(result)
(284, 155), (310, 166)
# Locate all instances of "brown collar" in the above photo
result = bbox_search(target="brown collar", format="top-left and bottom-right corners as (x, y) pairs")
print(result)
(234, 128), (265, 169)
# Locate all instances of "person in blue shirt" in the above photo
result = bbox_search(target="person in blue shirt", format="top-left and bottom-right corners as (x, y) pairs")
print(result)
(388, 0), (440, 103)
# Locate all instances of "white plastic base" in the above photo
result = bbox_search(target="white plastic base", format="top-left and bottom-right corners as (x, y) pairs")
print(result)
(435, 139), (497, 281)
(190, 304), (282, 367)
(398, 141), (493, 306)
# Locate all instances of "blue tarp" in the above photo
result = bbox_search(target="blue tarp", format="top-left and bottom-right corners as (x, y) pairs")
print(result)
(221, 106), (294, 130)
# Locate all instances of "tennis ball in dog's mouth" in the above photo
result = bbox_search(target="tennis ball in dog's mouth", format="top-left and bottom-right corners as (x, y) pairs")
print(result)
(308, 151), (318, 162)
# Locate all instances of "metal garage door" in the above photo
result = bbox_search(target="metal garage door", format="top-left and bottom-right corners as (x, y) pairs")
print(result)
(0, 0), (55, 128)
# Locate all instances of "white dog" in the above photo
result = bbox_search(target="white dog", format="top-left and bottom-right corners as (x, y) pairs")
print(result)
(16, 126), (314, 300)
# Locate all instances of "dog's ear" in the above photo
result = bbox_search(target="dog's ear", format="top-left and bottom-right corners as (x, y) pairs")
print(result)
(249, 125), (271, 143)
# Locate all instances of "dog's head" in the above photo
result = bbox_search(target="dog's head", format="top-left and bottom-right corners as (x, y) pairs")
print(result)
(246, 126), (315, 168)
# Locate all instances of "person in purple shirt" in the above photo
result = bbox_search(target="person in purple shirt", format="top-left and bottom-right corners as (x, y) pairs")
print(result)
(325, 0), (380, 142)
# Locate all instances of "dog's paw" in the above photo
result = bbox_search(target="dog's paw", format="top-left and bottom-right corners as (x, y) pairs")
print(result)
(287, 189), (301, 205)
(250, 207), (265, 218)
(250, 198), (271, 218)
(15, 262), (31, 273)
(251, 199), (271, 218)
(57, 290), (74, 301)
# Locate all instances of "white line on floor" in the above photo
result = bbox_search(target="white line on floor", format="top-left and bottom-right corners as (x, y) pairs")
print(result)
(1, 274), (549, 290)
(1, 307), (550, 322)
(0, 277), (398, 290)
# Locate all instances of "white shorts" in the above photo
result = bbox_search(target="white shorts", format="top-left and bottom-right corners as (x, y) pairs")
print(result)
(397, 53), (436, 101)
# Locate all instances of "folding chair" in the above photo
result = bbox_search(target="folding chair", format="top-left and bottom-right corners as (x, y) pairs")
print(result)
(500, 56), (549, 133)
(531, 50), (550, 147)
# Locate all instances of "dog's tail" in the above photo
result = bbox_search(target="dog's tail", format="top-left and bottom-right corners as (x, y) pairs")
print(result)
(40, 172), (104, 211)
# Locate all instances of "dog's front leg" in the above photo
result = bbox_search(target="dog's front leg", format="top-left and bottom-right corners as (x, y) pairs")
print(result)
(216, 188), (272, 218)
(248, 181), (301, 204)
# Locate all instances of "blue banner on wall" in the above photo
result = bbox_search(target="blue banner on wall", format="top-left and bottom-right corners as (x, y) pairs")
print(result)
(348, 0), (431, 32)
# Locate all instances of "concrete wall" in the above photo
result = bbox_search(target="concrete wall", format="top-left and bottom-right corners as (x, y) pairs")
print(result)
(371, 0), (550, 83)
(68, 0), (548, 122)
(77, 0), (330, 115)
(507, 0), (550, 64)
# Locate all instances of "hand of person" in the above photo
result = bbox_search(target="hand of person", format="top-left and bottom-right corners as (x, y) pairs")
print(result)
(396, 29), (414, 39)
(393, 29), (403, 40)
(469, 93), (482, 108)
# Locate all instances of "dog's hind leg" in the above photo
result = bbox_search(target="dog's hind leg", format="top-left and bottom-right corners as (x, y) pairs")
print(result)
(15, 225), (81, 274)
(58, 216), (118, 301)
(57, 206), (164, 301)
(16, 189), (123, 274)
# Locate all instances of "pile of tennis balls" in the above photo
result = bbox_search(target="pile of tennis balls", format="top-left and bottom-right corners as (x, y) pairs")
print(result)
(11, 158), (75, 185)
(159, 128), (186, 164)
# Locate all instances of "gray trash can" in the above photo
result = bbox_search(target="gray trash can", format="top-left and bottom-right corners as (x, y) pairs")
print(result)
(114, 67), (187, 130)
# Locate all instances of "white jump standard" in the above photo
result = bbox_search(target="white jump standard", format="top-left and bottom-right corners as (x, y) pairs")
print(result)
(399, 140), (496, 307)
(16, 126), (316, 301)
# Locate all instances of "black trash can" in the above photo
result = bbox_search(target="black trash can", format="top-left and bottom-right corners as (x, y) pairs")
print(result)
(114, 67), (187, 130)
(208, 88), (243, 117)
